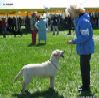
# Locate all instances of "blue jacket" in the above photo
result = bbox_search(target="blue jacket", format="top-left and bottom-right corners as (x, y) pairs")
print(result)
(72, 13), (94, 55)
(35, 19), (46, 41)
(36, 19), (46, 32)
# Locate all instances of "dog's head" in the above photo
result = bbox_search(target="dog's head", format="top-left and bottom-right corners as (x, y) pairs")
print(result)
(51, 49), (64, 60)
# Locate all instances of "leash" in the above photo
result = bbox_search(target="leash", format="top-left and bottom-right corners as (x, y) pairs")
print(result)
(65, 31), (75, 63)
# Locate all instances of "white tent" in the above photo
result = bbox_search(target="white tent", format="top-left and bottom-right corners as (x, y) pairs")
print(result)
(83, 0), (99, 8)
(0, 0), (44, 9)
(43, 0), (99, 8)
(0, 0), (99, 9)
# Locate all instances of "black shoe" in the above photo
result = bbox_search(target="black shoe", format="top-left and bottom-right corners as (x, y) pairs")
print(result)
(78, 86), (90, 93)
(80, 90), (92, 96)
(25, 90), (31, 95)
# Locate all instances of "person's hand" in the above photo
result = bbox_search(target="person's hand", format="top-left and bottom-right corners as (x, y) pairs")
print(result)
(67, 40), (74, 44)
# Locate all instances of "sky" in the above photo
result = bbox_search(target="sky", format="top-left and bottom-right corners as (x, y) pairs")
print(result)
(0, 0), (99, 9)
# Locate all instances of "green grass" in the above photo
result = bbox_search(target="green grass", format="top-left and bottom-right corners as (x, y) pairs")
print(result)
(93, 29), (99, 35)
(0, 31), (99, 98)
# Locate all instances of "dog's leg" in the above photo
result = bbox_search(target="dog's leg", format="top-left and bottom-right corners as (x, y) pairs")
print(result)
(21, 80), (26, 94)
(21, 76), (32, 94)
(50, 77), (55, 89)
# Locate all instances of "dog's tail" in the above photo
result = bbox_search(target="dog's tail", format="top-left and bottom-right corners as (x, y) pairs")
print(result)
(14, 68), (23, 82)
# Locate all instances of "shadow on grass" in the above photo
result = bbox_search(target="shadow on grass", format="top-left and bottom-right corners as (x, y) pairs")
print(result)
(77, 92), (96, 98)
(12, 88), (64, 98)
(28, 43), (46, 47)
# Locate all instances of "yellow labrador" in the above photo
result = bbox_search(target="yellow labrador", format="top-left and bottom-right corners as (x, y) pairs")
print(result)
(14, 49), (64, 93)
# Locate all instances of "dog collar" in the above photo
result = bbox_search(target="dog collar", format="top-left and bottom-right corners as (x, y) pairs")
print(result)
(49, 60), (58, 69)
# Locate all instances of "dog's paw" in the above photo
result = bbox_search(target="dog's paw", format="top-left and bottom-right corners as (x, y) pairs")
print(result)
(48, 87), (55, 91)
(25, 90), (31, 94)
(20, 90), (31, 95)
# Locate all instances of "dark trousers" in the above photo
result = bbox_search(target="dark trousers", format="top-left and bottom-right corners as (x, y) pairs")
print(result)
(80, 54), (91, 90)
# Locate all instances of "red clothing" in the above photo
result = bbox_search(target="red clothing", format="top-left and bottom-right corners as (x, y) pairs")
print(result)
(32, 31), (37, 44)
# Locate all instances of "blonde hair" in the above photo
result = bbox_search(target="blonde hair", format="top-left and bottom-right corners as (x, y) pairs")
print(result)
(65, 5), (85, 18)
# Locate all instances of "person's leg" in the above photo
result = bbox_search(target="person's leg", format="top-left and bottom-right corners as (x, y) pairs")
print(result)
(56, 26), (59, 35)
(67, 29), (71, 35)
(2, 30), (6, 38)
(52, 26), (55, 35)
(80, 54), (91, 91)
(44, 31), (46, 44)
(38, 32), (40, 44)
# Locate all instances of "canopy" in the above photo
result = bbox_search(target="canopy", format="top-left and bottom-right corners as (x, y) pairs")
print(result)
(0, 0), (99, 9)
(0, 0), (99, 17)
(0, 0), (44, 9)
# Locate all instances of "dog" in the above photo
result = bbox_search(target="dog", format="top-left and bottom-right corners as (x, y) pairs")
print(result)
(14, 49), (64, 94)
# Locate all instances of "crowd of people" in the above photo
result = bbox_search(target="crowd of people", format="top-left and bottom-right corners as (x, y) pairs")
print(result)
(0, 13), (74, 45)
(0, 11), (99, 40)
(0, 13), (75, 36)
(0, 17), (22, 38)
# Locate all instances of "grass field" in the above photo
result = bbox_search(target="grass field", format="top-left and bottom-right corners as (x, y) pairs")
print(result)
(0, 30), (99, 98)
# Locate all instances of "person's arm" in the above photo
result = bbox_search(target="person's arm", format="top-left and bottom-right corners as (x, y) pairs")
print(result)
(35, 22), (38, 30)
(72, 20), (93, 44)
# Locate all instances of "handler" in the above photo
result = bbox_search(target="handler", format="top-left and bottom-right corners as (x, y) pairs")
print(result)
(66, 5), (94, 94)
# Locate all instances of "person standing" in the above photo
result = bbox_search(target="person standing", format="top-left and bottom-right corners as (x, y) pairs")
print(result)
(66, 5), (94, 94)
(2, 18), (7, 38)
(67, 15), (73, 35)
(25, 15), (31, 32)
(35, 16), (47, 44)
(51, 15), (59, 35)
(30, 13), (38, 45)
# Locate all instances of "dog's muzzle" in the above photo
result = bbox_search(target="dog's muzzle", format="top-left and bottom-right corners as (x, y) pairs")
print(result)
(60, 51), (65, 58)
